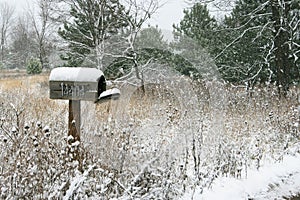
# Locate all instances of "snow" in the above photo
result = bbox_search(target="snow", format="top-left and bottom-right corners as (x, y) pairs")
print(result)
(63, 165), (95, 200)
(43, 125), (50, 132)
(67, 135), (74, 142)
(11, 126), (17, 133)
(49, 67), (104, 82)
(99, 88), (120, 99)
(71, 141), (80, 147)
(181, 154), (300, 200)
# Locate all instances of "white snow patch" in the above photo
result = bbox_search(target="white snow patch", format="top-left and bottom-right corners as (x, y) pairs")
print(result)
(49, 67), (104, 82)
(63, 165), (95, 200)
(99, 88), (120, 99)
(11, 126), (17, 133)
(67, 135), (74, 141)
(71, 141), (80, 147)
(181, 154), (300, 200)
(43, 125), (50, 132)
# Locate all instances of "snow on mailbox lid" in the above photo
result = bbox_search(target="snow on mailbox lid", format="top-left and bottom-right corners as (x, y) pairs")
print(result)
(49, 67), (106, 102)
(49, 67), (104, 82)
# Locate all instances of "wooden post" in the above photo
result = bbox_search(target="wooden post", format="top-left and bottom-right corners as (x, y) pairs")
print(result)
(68, 100), (81, 142)
(68, 100), (81, 170)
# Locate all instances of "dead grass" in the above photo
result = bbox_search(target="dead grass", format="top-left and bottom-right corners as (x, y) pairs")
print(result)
(0, 74), (49, 91)
(1, 72), (298, 139)
(0, 69), (27, 78)
(0, 73), (299, 198)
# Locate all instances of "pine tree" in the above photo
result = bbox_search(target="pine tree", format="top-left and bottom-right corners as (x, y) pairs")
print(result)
(172, 3), (220, 79)
(135, 26), (167, 49)
(219, 0), (273, 83)
(221, 0), (299, 90)
(58, 0), (129, 69)
(173, 3), (218, 50)
(177, 0), (300, 90)
(270, 0), (300, 92)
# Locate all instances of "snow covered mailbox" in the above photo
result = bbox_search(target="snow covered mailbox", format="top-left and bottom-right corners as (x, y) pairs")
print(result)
(49, 67), (120, 102)
(49, 67), (120, 167)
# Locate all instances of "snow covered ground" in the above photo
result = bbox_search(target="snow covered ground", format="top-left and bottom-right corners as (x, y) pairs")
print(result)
(1, 75), (299, 199)
(181, 153), (300, 200)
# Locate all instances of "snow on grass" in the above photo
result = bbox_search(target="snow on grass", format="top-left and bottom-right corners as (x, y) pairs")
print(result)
(1, 75), (299, 199)
(181, 151), (300, 200)
(63, 165), (95, 200)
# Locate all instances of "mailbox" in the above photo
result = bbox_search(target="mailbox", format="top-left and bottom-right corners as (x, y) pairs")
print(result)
(49, 67), (107, 102)
(49, 67), (120, 163)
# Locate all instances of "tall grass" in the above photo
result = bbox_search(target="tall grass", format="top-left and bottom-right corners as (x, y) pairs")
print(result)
(0, 75), (299, 199)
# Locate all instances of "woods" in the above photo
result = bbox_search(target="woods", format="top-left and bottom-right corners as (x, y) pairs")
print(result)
(0, 0), (299, 92)
(176, 0), (299, 93)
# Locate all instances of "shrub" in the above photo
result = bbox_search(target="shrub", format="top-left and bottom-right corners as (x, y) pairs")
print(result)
(0, 62), (3, 69)
(26, 57), (42, 74)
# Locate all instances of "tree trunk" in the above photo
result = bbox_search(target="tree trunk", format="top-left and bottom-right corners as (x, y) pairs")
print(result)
(134, 59), (145, 94)
(1, 29), (6, 64)
(271, 0), (291, 95)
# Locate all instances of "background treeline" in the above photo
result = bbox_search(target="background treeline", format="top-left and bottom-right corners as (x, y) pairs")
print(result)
(0, 0), (299, 92)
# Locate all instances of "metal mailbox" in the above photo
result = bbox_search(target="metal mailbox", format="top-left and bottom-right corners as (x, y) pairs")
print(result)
(49, 67), (106, 102)
(49, 67), (120, 166)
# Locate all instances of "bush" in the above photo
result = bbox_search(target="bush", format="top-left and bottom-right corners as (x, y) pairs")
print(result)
(0, 62), (3, 69)
(26, 58), (42, 74)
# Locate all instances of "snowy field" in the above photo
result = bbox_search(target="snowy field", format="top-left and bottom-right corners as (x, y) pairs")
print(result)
(182, 150), (300, 200)
(0, 74), (299, 199)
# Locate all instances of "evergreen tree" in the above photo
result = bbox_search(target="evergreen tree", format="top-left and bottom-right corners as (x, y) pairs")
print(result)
(289, 0), (300, 83)
(180, 0), (300, 90)
(135, 25), (167, 49)
(26, 57), (42, 74)
(58, 0), (129, 69)
(270, 0), (300, 91)
(172, 3), (219, 79)
(173, 3), (218, 51)
(221, 0), (299, 89)
(219, 0), (273, 83)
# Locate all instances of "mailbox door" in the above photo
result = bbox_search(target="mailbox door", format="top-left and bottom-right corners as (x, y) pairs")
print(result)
(97, 76), (106, 97)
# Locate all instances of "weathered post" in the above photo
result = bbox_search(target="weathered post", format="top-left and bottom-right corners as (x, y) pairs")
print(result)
(68, 100), (81, 142)
(68, 99), (81, 168)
